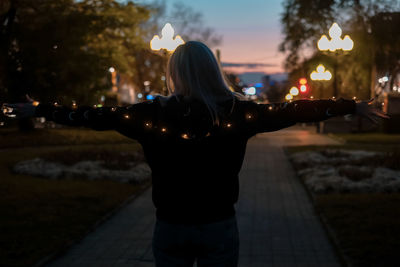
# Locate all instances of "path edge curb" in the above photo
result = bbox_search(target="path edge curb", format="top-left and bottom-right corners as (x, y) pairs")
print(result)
(283, 147), (351, 267)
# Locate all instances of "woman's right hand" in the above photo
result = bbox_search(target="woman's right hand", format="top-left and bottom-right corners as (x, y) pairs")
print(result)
(355, 98), (390, 124)
(2, 95), (39, 119)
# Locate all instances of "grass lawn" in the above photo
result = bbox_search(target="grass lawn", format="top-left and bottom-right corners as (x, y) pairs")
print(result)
(315, 193), (400, 267)
(331, 132), (400, 145)
(0, 128), (149, 266)
(0, 127), (134, 148)
(286, 132), (400, 267)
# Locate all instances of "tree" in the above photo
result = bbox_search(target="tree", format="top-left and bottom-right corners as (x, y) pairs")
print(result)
(124, 0), (223, 97)
(0, 0), (151, 105)
(167, 2), (222, 48)
(279, 0), (335, 72)
(370, 12), (400, 93)
(280, 0), (400, 99)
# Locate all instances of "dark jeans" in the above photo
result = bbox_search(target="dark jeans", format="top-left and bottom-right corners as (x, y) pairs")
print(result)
(152, 215), (239, 267)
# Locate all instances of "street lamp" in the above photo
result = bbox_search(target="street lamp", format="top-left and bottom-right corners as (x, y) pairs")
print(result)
(310, 64), (332, 81)
(317, 22), (353, 97)
(150, 23), (184, 52)
(150, 23), (184, 96)
(108, 67), (118, 93)
(285, 93), (293, 101)
(317, 23), (354, 52)
(289, 87), (299, 96)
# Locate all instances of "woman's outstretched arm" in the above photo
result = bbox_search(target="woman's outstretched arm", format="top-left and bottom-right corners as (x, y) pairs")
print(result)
(33, 102), (121, 130)
(244, 98), (389, 134)
(2, 96), (154, 140)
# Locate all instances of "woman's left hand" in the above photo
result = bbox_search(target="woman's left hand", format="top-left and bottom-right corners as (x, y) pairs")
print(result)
(355, 98), (390, 124)
(2, 94), (39, 119)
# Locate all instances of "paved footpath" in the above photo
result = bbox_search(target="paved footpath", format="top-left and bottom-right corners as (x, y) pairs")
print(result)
(46, 126), (342, 267)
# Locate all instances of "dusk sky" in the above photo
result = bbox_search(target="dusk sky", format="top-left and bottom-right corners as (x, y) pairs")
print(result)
(136, 0), (287, 76)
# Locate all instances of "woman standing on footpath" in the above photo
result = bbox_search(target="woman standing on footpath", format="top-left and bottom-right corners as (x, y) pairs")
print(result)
(3, 41), (388, 267)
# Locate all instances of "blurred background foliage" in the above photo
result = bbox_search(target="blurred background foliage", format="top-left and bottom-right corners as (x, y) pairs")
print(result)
(0, 0), (152, 104)
(280, 0), (400, 99)
(2, 0), (399, 106)
(0, 0), (222, 106)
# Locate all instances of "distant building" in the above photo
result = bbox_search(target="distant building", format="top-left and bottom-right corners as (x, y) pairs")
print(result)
(105, 73), (138, 105)
(261, 75), (270, 91)
(118, 74), (137, 104)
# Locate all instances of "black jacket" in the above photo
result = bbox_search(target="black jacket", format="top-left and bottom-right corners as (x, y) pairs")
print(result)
(35, 95), (356, 224)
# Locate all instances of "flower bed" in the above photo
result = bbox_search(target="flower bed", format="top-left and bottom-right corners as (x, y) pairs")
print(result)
(289, 149), (400, 194)
(13, 158), (150, 184)
(0, 144), (147, 267)
(12, 149), (151, 184)
(286, 137), (400, 267)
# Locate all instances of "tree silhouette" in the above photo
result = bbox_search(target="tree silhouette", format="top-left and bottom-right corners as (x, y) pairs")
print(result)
(279, 0), (400, 99)
(0, 0), (151, 105)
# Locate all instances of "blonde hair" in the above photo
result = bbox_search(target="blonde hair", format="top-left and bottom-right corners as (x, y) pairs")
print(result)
(166, 41), (235, 125)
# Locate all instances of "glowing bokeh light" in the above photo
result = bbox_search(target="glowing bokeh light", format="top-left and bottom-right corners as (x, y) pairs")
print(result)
(310, 64), (332, 81)
(289, 87), (299, 96)
(244, 87), (256, 95)
(317, 23), (353, 52)
(150, 23), (184, 52)
(285, 94), (293, 100)
(299, 78), (307, 85)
